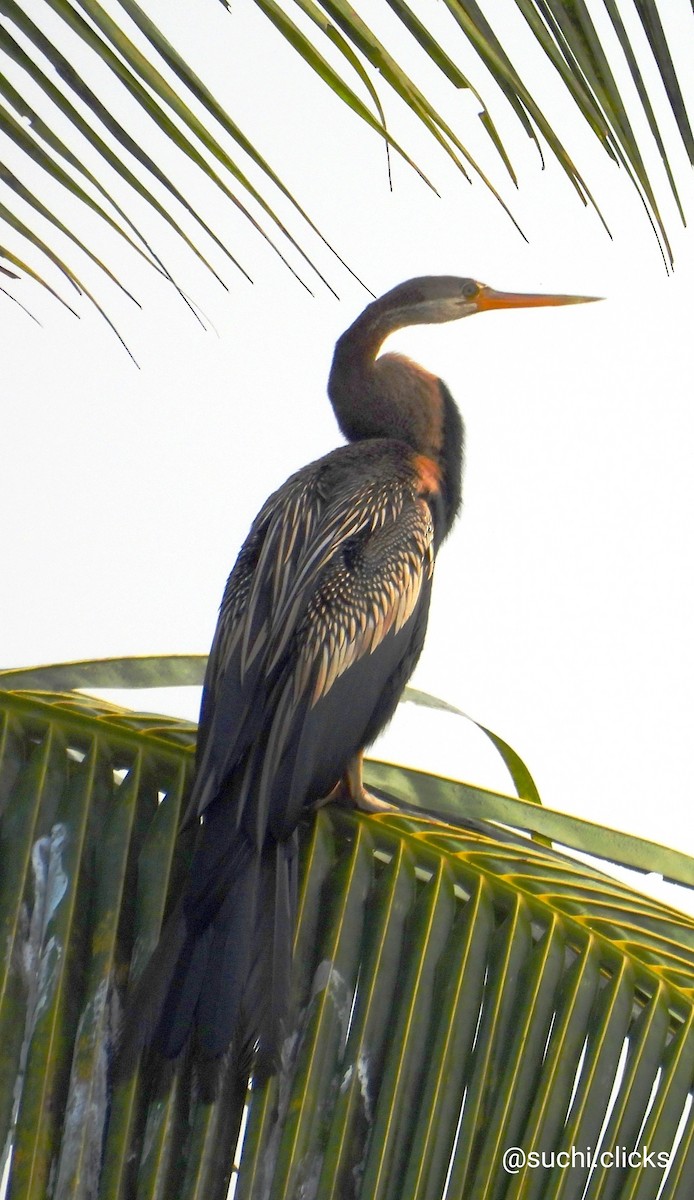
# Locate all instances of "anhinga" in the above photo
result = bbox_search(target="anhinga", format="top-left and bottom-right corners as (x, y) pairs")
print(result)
(117, 275), (594, 1096)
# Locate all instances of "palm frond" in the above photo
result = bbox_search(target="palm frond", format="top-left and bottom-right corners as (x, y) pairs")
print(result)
(1, 686), (693, 1198)
(0, 0), (691, 336)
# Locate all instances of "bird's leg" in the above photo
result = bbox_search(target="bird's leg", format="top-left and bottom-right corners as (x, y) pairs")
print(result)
(315, 750), (395, 813)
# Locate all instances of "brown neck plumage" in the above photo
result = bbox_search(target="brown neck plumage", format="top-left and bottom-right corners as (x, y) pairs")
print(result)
(328, 305), (442, 453)
(327, 300), (464, 537)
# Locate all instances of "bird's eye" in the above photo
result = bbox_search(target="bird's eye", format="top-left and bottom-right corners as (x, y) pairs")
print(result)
(461, 280), (478, 298)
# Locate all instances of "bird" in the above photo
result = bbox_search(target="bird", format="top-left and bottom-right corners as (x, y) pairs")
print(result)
(115, 275), (596, 1099)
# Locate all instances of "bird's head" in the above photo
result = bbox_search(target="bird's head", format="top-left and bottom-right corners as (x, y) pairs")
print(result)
(370, 275), (600, 329)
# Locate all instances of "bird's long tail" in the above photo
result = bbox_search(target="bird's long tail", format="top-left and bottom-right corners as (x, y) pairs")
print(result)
(114, 808), (297, 1100)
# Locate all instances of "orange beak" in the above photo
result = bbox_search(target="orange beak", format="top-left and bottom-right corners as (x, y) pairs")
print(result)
(476, 285), (602, 313)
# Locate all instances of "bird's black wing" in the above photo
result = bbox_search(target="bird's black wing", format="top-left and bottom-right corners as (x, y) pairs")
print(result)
(189, 443), (437, 841)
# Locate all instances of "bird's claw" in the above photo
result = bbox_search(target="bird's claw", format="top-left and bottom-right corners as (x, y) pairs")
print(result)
(314, 779), (395, 814)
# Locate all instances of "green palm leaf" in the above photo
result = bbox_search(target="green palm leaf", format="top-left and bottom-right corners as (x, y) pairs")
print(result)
(1, 1), (691, 331)
(1, 685), (693, 1198)
(4, 656), (694, 886)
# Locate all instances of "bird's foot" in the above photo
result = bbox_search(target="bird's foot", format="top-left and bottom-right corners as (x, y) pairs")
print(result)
(351, 787), (396, 814)
(314, 754), (395, 814)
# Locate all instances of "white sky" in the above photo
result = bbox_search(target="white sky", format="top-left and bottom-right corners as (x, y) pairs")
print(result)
(3, 0), (694, 911)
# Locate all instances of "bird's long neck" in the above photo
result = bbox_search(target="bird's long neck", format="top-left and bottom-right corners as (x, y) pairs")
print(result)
(328, 304), (464, 536)
(328, 303), (398, 435)
(329, 302), (447, 451)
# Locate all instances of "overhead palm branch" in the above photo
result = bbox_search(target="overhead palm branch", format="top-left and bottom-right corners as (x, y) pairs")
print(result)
(0, 0), (692, 339)
(1, 665), (693, 1198)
